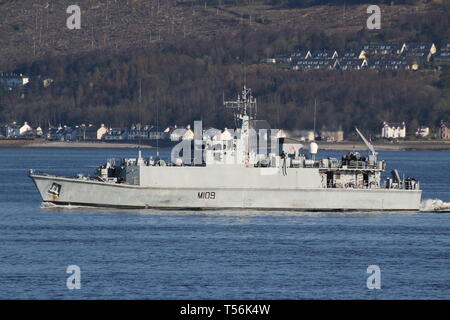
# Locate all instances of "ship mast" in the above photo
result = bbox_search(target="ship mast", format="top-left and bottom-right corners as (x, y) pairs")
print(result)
(223, 85), (257, 120)
(223, 86), (258, 165)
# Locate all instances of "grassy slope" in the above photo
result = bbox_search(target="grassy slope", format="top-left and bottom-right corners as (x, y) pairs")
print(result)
(0, 1), (441, 69)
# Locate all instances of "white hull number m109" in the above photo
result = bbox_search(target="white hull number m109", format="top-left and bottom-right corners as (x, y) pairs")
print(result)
(198, 192), (216, 200)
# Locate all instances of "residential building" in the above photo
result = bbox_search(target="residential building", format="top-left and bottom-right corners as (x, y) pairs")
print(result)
(382, 122), (406, 139)
(60, 126), (77, 141)
(19, 122), (32, 136)
(341, 50), (366, 60)
(97, 124), (108, 140)
(267, 42), (447, 72)
(361, 43), (407, 56)
(291, 50), (312, 60)
(289, 51), (312, 65)
(288, 130), (315, 142)
(435, 50), (450, 62)
(338, 58), (368, 70)
(43, 78), (54, 88)
(0, 126), (6, 137)
(167, 125), (188, 141)
(415, 126), (430, 138)
(369, 58), (410, 70)
(273, 54), (292, 64)
(440, 121), (450, 140)
(310, 50), (338, 60)
(5, 123), (21, 138)
(203, 127), (223, 141)
(75, 124), (96, 140)
(405, 43), (437, 62)
(320, 130), (344, 142)
(435, 43), (450, 63)
(105, 128), (127, 140)
(46, 125), (77, 141)
(182, 125), (194, 140)
(0, 73), (29, 89)
(46, 127), (60, 141)
(36, 127), (44, 137)
(294, 58), (339, 70)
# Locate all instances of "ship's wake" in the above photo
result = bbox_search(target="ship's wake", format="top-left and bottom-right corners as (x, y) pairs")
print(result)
(40, 200), (450, 214)
(40, 202), (91, 209)
(420, 199), (450, 212)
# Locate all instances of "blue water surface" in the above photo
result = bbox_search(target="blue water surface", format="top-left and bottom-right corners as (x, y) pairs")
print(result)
(0, 147), (450, 299)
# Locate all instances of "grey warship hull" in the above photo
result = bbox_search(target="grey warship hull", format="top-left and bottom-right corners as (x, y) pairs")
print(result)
(30, 169), (422, 211)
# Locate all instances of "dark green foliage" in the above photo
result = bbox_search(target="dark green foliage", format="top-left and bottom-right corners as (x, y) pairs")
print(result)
(1, 48), (446, 135)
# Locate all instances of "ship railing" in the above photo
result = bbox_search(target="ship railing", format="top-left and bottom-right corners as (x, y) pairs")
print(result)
(341, 160), (373, 169)
(28, 169), (55, 177)
(318, 161), (377, 170)
(384, 179), (420, 190)
(326, 182), (381, 189)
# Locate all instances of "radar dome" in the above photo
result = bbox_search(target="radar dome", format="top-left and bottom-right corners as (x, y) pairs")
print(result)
(309, 142), (318, 155)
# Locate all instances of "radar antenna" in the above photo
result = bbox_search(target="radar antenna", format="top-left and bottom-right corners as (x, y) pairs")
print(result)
(223, 85), (257, 122)
(355, 127), (377, 156)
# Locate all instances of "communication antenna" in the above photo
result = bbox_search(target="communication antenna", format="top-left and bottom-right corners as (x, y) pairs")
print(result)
(313, 98), (317, 141)
(244, 64), (247, 88)
(223, 86), (258, 121)
(138, 79), (142, 150)
(343, 0), (346, 22)
(156, 102), (160, 157)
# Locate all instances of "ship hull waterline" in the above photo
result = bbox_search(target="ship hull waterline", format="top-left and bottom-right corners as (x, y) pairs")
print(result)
(30, 174), (422, 211)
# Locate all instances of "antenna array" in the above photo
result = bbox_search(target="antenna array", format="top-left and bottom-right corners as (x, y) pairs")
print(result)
(223, 86), (257, 121)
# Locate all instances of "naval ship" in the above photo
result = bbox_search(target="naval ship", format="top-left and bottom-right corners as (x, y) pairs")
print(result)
(29, 87), (422, 211)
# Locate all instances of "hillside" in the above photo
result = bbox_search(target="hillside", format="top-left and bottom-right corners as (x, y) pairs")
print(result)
(0, 0), (449, 135)
(0, 0), (446, 67)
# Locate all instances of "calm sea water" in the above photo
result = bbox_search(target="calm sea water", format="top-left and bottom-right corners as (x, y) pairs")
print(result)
(1, 147), (450, 299)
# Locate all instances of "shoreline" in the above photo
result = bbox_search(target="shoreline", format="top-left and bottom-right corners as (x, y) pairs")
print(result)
(2, 139), (450, 151)
(0, 140), (154, 149)
(319, 141), (450, 151)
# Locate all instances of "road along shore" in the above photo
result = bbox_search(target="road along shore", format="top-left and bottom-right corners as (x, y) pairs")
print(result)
(2, 139), (450, 151)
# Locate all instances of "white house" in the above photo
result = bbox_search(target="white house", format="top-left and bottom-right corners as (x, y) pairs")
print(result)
(97, 124), (108, 140)
(415, 126), (430, 138)
(382, 122), (406, 139)
(19, 122), (32, 135)
(169, 126), (184, 141)
(287, 130), (315, 142)
(36, 126), (43, 136)
(275, 129), (287, 138)
(182, 125), (194, 140)
(220, 128), (233, 141)
(169, 125), (195, 141)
